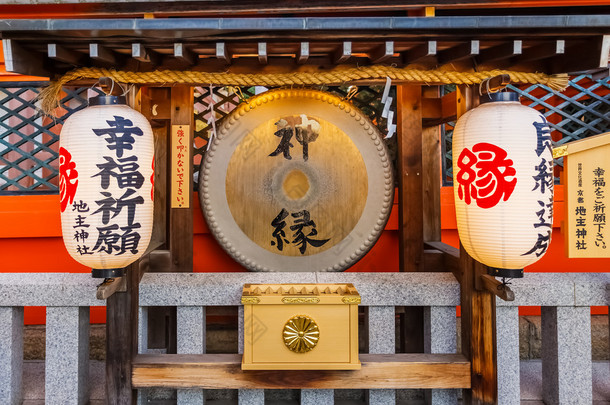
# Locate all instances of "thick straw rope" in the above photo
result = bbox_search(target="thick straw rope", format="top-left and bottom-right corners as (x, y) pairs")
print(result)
(39, 66), (569, 115)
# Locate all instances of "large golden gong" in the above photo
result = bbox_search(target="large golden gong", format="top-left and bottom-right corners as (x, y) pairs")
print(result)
(199, 89), (393, 272)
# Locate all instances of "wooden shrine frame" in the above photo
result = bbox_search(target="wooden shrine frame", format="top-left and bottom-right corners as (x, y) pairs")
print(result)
(1, 4), (609, 403)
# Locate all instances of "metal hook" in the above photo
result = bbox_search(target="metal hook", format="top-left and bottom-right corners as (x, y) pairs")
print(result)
(479, 74), (512, 97)
(499, 277), (513, 289)
(345, 85), (358, 101)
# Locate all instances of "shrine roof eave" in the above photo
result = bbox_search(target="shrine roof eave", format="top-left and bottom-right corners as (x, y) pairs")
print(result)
(1, 15), (609, 77)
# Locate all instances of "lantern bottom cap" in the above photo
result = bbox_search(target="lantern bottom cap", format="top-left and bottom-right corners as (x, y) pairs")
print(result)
(91, 268), (126, 279)
(489, 267), (524, 279)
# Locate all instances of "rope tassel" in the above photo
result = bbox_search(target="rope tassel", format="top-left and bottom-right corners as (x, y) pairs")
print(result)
(38, 66), (569, 116)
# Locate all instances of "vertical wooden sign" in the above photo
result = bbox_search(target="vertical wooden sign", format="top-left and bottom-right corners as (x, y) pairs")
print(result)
(563, 132), (610, 258)
(171, 124), (191, 208)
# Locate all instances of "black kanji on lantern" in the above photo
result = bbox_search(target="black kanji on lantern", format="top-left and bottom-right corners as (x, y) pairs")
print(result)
(532, 117), (552, 158)
(89, 115), (147, 257)
(533, 198), (553, 229)
(93, 116), (143, 158)
(91, 223), (142, 255)
(72, 200), (90, 213)
(93, 155), (144, 190)
(521, 230), (551, 257)
(73, 215), (90, 228)
(76, 245), (94, 255)
(73, 229), (89, 242)
(92, 188), (144, 225)
(532, 158), (553, 194)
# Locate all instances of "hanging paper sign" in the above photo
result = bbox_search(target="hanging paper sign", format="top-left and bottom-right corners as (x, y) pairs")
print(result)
(562, 132), (610, 258)
(171, 124), (191, 208)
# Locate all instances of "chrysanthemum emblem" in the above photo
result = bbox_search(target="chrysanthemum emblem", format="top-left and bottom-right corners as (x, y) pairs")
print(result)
(282, 315), (320, 353)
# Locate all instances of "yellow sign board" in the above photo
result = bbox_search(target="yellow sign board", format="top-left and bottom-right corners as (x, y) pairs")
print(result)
(171, 124), (190, 209)
(563, 132), (610, 258)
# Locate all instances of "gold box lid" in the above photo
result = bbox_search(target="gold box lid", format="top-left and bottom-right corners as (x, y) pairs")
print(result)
(241, 283), (361, 305)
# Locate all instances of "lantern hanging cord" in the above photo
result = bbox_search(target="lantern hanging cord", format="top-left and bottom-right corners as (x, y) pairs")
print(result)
(38, 66), (569, 116)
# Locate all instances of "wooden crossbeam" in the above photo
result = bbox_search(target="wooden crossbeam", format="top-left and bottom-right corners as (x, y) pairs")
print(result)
(258, 42), (267, 64)
(369, 41), (394, 64)
(333, 41), (352, 64)
(297, 42), (309, 64)
(551, 35), (610, 74)
(2, 39), (49, 77)
(173, 43), (196, 66)
(132, 353), (471, 389)
(476, 40), (522, 65)
(480, 274), (515, 301)
(403, 41), (437, 65)
(132, 43), (160, 65)
(421, 91), (458, 126)
(437, 40), (479, 64)
(96, 276), (126, 300)
(425, 241), (460, 281)
(47, 43), (84, 65)
(90, 43), (123, 66)
(515, 40), (565, 64)
(216, 42), (230, 63)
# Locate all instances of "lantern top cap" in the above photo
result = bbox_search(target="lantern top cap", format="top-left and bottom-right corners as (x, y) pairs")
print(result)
(479, 92), (519, 104)
(89, 95), (127, 106)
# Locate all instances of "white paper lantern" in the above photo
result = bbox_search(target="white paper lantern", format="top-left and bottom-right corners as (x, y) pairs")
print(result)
(452, 92), (554, 278)
(59, 96), (154, 278)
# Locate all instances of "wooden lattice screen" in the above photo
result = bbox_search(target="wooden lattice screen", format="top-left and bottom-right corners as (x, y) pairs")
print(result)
(0, 83), (104, 193)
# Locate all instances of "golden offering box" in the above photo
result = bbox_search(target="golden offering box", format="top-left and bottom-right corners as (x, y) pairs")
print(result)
(241, 283), (361, 370)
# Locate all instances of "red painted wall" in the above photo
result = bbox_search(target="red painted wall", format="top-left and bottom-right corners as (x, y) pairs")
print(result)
(2, 185), (608, 324)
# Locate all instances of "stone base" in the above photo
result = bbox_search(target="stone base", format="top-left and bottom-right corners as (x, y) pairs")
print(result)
(519, 315), (609, 360)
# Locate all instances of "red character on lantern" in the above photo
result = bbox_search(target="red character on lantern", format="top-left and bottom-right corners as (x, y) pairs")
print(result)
(456, 142), (517, 209)
(59, 147), (79, 212)
(151, 157), (155, 201)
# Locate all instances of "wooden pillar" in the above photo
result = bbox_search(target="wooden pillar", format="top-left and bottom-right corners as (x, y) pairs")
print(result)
(397, 84), (424, 273)
(106, 261), (140, 404)
(456, 85), (498, 404)
(139, 86), (194, 355)
(169, 86), (194, 272)
(105, 86), (147, 404)
(396, 85), (424, 353)
(422, 86), (441, 243)
(139, 86), (176, 353)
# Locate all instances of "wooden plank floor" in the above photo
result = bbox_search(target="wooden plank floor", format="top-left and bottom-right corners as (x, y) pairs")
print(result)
(132, 353), (471, 390)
